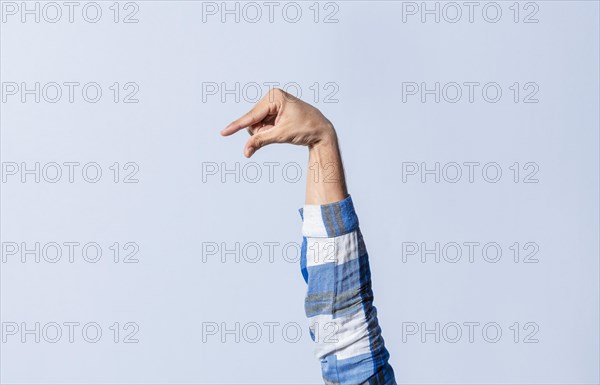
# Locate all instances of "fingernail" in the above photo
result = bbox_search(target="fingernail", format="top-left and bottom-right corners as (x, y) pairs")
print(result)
(246, 147), (254, 157)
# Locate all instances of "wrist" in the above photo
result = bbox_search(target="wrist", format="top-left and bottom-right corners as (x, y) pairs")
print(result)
(310, 123), (338, 152)
(305, 123), (348, 205)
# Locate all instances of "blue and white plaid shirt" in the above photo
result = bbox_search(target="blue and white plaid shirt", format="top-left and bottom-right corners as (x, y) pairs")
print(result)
(299, 196), (396, 385)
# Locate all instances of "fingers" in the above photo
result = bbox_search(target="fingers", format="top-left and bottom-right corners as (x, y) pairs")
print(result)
(221, 102), (270, 136)
(246, 122), (266, 136)
(243, 127), (280, 158)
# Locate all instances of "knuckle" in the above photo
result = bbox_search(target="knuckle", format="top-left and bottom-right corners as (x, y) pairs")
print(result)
(266, 88), (286, 104)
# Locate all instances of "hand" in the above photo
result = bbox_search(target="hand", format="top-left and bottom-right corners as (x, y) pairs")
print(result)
(221, 88), (336, 158)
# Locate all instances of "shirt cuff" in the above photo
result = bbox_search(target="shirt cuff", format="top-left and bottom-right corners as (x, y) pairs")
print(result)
(298, 195), (359, 238)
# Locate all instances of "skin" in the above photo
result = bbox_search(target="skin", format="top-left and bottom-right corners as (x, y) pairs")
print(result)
(221, 88), (348, 205)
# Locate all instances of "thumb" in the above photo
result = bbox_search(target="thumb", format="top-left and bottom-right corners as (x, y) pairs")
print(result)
(244, 127), (280, 158)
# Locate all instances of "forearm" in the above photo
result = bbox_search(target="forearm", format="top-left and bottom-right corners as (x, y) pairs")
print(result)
(300, 129), (396, 385)
(305, 127), (348, 205)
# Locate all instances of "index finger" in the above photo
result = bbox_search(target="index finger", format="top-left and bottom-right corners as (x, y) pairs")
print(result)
(221, 102), (270, 136)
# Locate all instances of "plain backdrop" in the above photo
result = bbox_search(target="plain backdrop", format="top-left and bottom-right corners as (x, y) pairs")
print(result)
(1, 1), (599, 384)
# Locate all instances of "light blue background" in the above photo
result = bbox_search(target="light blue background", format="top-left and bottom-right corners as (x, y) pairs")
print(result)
(1, 1), (599, 384)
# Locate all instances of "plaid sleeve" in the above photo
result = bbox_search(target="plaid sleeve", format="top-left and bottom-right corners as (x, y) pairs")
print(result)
(298, 196), (396, 385)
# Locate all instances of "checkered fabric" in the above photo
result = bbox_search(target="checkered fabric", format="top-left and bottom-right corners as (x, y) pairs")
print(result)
(299, 196), (396, 385)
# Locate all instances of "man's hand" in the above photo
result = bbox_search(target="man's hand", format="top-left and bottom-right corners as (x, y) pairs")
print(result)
(221, 88), (336, 158)
(221, 88), (347, 205)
